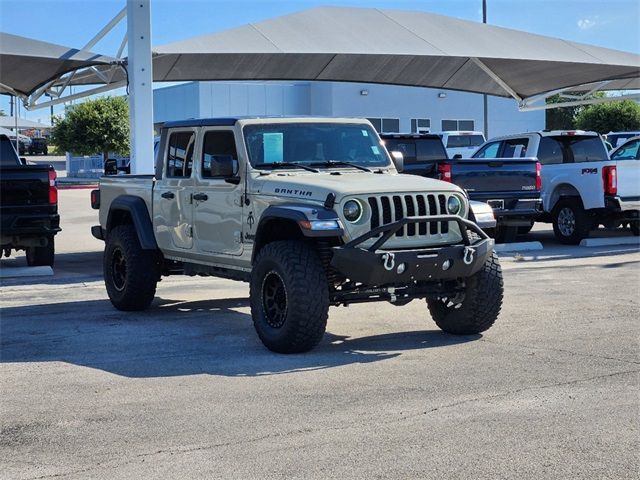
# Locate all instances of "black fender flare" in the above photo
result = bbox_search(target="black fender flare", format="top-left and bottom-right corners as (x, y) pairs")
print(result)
(107, 195), (158, 250)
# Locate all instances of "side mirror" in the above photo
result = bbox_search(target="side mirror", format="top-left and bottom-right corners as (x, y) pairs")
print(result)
(453, 154), (462, 159)
(390, 151), (404, 173)
(211, 155), (238, 177)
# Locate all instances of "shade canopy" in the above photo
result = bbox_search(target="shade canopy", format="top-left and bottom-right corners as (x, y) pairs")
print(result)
(149, 6), (640, 100)
(0, 32), (116, 97)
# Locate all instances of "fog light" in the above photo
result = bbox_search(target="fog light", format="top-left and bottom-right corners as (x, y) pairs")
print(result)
(442, 259), (451, 271)
(397, 263), (406, 274)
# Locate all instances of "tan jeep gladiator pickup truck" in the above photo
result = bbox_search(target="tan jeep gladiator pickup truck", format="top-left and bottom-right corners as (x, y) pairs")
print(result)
(91, 117), (503, 353)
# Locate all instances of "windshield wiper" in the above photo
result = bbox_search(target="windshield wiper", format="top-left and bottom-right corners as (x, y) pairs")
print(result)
(310, 160), (373, 173)
(254, 162), (319, 173)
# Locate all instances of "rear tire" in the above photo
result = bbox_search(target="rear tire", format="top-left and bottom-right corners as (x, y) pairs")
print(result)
(552, 198), (591, 244)
(104, 224), (159, 311)
(631, 220), (640, 236)
(427, 252), (503, 335)
(494, 225), (518, 243)
(26, 237), (55, 267)
(250, 240), (329, 353)
(517, 223), (534, 236)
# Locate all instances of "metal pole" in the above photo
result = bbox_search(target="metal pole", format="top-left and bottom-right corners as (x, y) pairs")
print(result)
(127, 0), (155, 174)
(482, 0), (489, 139)
(14, 96), (19, 152)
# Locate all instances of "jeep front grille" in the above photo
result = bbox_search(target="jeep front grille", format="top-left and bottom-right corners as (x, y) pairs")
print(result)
(367, 194), (450, 237)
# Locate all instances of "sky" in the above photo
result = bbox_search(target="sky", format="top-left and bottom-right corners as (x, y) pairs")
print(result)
(1, 0), (639, 123)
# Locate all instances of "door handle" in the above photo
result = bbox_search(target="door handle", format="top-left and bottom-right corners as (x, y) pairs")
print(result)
(161, 191), (175, 199)
(193, 193), (208, 202)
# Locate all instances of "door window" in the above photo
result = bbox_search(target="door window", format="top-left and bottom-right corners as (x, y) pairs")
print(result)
(166, 131), (195, 177)
(473, 141), (501, 159)
(202, 131), (238, 177)
(610, 140), (640, 160)
(502, 138), (530, 158)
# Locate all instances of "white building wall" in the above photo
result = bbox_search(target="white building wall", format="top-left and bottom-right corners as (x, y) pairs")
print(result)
(153, 81), (544, 139)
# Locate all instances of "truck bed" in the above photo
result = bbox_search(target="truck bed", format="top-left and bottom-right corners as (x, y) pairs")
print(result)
(97, 175), (155, 227)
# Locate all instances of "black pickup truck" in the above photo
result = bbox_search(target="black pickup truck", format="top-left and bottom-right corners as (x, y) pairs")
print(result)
(0, 134), (60, 266)
(381, 133), (542, 242)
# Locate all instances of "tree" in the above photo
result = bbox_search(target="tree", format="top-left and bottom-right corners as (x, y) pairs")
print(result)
(575, 100), (640, 133)
(0, 109), (6, 116)
(51, 96), (129, 163)
(545, 94), (579, 130)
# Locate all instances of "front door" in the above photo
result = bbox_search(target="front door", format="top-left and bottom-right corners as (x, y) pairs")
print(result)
(153, 129), (196, 252)
(611, 139), (640, 202)
(192, 128), (244, 256)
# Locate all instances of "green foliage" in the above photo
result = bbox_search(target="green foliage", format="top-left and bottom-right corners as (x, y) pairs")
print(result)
(545, 95), (578, 130)
(0, 109), (6, 116)
(575, 100), (640, 133)
(51, 96), (129, 160)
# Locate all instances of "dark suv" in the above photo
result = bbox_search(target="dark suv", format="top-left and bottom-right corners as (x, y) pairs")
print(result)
(29, 137), (48, 155)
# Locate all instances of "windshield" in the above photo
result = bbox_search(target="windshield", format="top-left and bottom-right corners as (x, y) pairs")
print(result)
(447, 135), (485, 148)
(243, 123), (391, 168)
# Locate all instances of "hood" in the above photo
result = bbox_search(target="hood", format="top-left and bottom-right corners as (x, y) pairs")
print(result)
(254, 171), (463, 203)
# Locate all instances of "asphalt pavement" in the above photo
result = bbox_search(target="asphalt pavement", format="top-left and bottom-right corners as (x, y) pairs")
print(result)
(1, 190), (639, 480)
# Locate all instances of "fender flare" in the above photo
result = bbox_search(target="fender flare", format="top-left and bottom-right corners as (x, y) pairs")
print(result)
(255, 204), (343, 238)
(107, 195), (158, 250)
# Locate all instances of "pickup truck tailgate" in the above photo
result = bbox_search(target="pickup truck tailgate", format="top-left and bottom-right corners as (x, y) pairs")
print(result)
(0, 165), (53, 208)
(449, 158), (539, 197)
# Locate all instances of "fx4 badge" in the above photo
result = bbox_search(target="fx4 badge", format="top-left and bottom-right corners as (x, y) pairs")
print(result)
(581, 168), (598, 174)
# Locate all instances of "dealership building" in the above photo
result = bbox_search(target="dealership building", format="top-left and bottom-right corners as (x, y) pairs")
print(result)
(153, 80), (545, 139)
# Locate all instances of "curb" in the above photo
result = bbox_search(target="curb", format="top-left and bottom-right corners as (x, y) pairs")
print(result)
(579, 236), (640, 247)
(494, 241), (544, 253)
(0, 266), (54, 278)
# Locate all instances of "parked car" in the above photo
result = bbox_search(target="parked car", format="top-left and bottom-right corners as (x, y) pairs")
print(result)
(472, 130), (640, 243)
(381, 133), (542, 242)
(104, 136), (160, 175)
(608, 136), (640, 235)
(28, 137), (48, 155)
(0, 134), (60, 266)
(91, 117), (504, 353)
(607, 131), (640, 150)
(435, 131), (486, 158)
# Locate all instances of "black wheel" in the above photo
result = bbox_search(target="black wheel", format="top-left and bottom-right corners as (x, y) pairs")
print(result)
(517, 223), (534, 236)
(250, 240), (329, 353)
(552, 198), (591, 244)
(494, 225), (518, 243)
(631, 221), (640, 236)
(26, 237), (55, 267)
(427, 252), (503, 335)
(104, 224), (160, 311)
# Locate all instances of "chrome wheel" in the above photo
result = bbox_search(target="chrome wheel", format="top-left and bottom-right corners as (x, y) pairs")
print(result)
(557, 207), (576, 237)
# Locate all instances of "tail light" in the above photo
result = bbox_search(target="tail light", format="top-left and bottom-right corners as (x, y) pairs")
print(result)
(535, 162), (542, 191)
(438, 163), (452, 183)
(48, 169), (58, 205)
(602, 165), (617, 195)
(91, 189), (101, 209)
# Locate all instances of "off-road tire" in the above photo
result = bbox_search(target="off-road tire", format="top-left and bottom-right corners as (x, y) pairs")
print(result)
(250, 240), (329, 353)
(104, 224), (159, 311)
(26, 237), (55, 267)
(552, 198), (591, 245)
(630, 221), (640, 236)
(427, 252), (503, 335)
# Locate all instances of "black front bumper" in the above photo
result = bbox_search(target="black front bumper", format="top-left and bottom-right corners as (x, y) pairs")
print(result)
(331, 215), (494, 287)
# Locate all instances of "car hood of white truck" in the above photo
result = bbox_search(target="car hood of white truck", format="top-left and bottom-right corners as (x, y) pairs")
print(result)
(253, 171), (463, 203)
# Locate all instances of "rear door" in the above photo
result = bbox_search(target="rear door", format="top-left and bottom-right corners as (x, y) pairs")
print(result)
(610, 138), (640, 203)
(153, 129), (196, 252)
(192, 128), (244, 256)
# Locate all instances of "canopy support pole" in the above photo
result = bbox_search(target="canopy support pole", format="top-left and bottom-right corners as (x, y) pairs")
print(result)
(470, 57), (522, 102)
(127, 0), (154, 174)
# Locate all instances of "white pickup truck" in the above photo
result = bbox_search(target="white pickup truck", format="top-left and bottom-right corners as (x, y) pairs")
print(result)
(473, 130), (640, 243)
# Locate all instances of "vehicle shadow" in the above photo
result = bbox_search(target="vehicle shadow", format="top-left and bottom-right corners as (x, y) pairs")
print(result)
(0, 296), (479, 378)
(0, 251), (103, 286)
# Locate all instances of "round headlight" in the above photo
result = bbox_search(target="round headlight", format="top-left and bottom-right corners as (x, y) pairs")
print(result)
(447, 196), (462, 215)
(343, 199), (363, 222)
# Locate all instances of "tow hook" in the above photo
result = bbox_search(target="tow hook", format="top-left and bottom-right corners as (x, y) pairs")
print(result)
(463, 246), (475, 265)
(382, 252), (395, 271)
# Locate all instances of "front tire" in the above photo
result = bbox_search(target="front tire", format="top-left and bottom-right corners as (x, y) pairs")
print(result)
(104, 224), (159, 311)
(427, 252), (503, 335)
(552, 198), (591, 244)
(26, 237), (55, 267)
(631, 221), (639, 236)
(250, 241), (329, 353)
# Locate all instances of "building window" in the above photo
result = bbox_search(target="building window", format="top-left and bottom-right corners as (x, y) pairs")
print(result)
(441, 119), (475, 131)
(411, 118), (431, 133)
(367, 118), (400, 133)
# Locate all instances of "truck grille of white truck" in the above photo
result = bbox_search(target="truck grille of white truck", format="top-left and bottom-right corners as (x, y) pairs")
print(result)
(367, 194), (450, 237)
